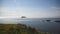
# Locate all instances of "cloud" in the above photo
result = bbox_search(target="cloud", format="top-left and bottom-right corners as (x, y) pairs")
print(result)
(0, 6), (60, 18)
(51, 7), (60, 9)
(0, 7), (18, 18)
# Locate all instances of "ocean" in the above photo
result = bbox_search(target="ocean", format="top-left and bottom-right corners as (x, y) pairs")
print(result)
(0, 18), (60, 33)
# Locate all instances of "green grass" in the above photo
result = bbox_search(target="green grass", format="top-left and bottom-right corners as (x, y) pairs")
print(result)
(0, 24), (52, 34)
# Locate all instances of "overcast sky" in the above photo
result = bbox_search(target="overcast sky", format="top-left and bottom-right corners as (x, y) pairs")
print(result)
(0, 0), (60, 18)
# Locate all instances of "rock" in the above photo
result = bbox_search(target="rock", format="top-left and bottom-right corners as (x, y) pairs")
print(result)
(46, 20), (51, 22)
(55, 20), (60, 23)
(21, 16), (26, 18)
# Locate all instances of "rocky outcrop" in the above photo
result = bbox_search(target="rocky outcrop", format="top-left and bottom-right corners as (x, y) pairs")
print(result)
(21, 16), (26, 18)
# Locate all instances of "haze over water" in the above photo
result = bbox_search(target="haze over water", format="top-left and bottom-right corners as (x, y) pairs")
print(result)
(0, 18), (60, 33)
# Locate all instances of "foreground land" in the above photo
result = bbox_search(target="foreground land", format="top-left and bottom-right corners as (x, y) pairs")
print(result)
(0, 24), (56, 34)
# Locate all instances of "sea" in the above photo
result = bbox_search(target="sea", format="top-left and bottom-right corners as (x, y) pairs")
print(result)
(0, 18), (60, 34)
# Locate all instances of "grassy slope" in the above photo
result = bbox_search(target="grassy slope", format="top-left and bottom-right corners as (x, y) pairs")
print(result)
(0, 24), (51, 34)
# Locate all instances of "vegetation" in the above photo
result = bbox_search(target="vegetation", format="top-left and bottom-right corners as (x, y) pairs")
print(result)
(0, 24), (54, 34)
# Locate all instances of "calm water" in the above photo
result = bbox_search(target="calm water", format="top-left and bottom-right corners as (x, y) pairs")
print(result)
(0, 18), (60, 33)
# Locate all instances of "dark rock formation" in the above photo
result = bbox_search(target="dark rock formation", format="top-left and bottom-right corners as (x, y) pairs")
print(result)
(21, 16), (26, 18)
(46, 20), (51, 22)
(55, 20), (60, 23)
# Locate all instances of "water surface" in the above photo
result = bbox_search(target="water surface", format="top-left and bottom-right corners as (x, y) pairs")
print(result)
(0, 18), (60, 33)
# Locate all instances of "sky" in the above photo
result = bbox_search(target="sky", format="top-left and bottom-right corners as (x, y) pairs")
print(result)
(0, 0), (60, 18)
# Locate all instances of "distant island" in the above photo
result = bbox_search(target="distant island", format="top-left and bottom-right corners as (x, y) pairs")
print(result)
(46, 20), (51, 22)
(21, 16), (26, 18)
(55, 20), (60, 23)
